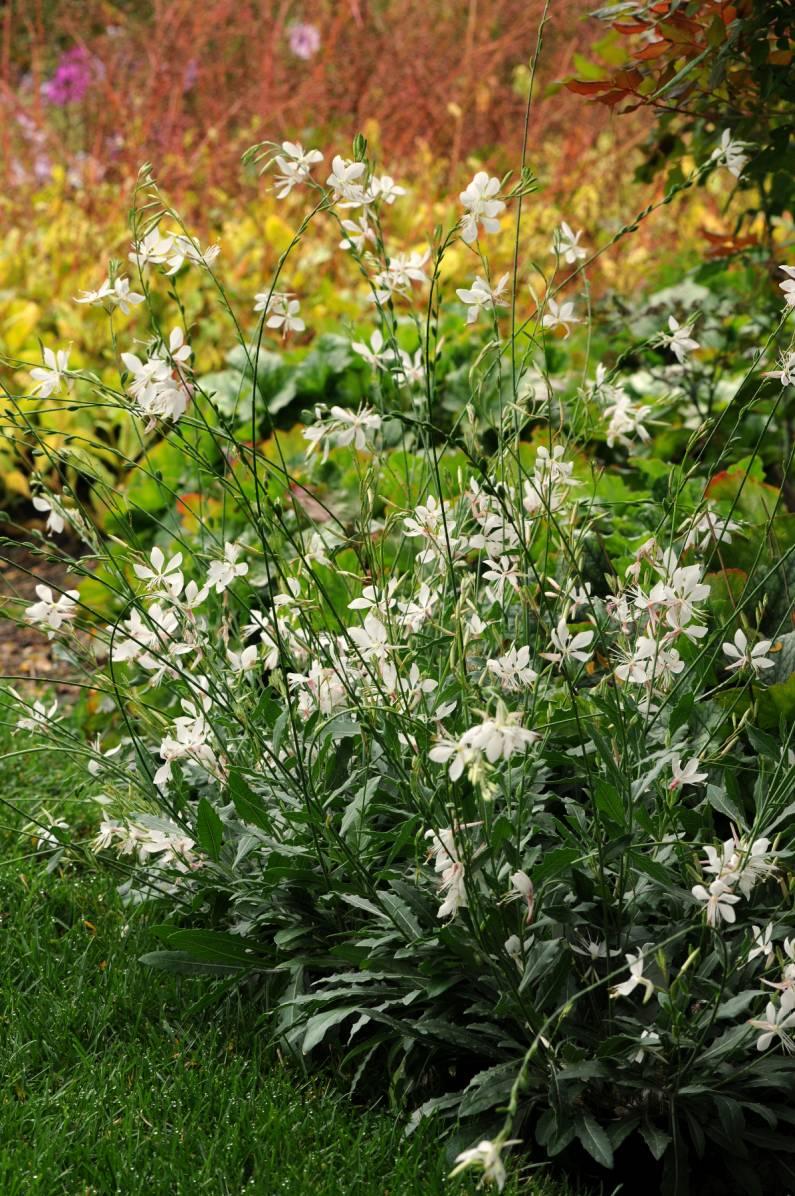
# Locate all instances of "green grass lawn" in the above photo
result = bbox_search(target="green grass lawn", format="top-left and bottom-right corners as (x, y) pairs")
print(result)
(0, 710), (577, 1196)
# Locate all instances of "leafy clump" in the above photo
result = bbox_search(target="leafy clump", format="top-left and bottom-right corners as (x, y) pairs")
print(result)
(3, 115), (795, 1196)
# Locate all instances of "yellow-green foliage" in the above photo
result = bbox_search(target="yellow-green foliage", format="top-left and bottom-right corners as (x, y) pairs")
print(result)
(0, 133), (748, 505)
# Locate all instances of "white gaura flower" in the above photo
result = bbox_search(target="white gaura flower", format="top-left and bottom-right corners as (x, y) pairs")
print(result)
(459, 706), (539, 765)
(551, 220), (587, 264)
(133, 545), (184, 599)
(12, 691), (59, 732)
(669, 756), (707, 791)
(604, 392), (652, 448)
(482, 555), (522, 601)
(541, 297), (580, 338)
(750, 988), (795, 1052)
(392, 346), (425, 387)
(722, 628), (775, 676)
(272, 141), (324, 198)
(711, 128), (751, 179)
(75, 276), (145, 314)
(691, 878), (740, 927)
(459, 171), (506, 244)
(748, 923), (775, 966)
(610, 946), (655, 1002)
(129, 227), (174, 270)
(265, 294), (306, 336)
(777, 264), (795, 309)
(425, 828), (468, 920)
(30, 346), (71, 397)
(682, 508), (742, 553)
(450, 1138), (520, 1192)
(429, 736), (477, 782)
(455, 273), (510, 324)
(370, 250), (430, 303)
(659, 316), (699, 364)
(351, 329), (394, 371)
(304, 404), (382, 460)
(326, 155), (369, 206)
(24, 585), (79, 638)
(703, 834), (775, 900)
(227, 644), (259, 672)
(339, 215), (375, 253)
(765, 349), (795, 387)
(370, 174), (406, 204)
(633, 1028), (661, 1064)
(486, 644), (537, 692)
(165, 234), (220, 275)
(348, 612), (390, 661)
(206, 542), (248, 593)
(541, 619), (594, 667)
(32, 492), (66, 535)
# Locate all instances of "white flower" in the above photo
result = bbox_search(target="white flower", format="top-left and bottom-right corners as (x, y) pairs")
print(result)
(339, 215), (375, 253)
(206, 542), (249, 593)
(778, 265), (795, 309)
(669, 756), (707, 791)
(129, 227), (174, 270)
(541, 297), (580, 337)
(682, 508), (741, 553)
(610, 947), (655, 1001)
(303, 405), (382, 459)
(428, 737), (476, 782)
(133, 546), (184, 599)
(633, 1028), (661, 1064)
(659, 316), (699, 364)
(765, 349), (795, 387)
(75, 276), (145, 314)
(351, 329), (394, 371)
(165, 235), (220, 275)
(702, 835), (774, 899)
(450, 1138), (519, 1192)
(370, 174), (405, 204)
(32, 493), (66, 535)
(24, 584), (79, 638)
(272, 141), (323, 198)
(541, 619), (594, 667)
(425, 828), (468, 920)
(552, 221), (587, 264)
(691, 878), (740, 927)
(486, 645), (537, 692)
(604, 392), (652, 448)
(463, 713), (539, 764)
(722, 628), (775, 675)
(326, 155), (369, 207)
(455, 274), (510, 324)
(712, 128), (750, 179)
(748, 923), (775, 966)
(348, 612), (390, 661)
(30, 346), (71, 397)
(370, 250), (430, 304)
(459, 171), (505, 244)
(12, 691), (59, 732)
(265, 295), (306, 336)
(750, 988), (795, 1052)
(227, 644), (259, 672)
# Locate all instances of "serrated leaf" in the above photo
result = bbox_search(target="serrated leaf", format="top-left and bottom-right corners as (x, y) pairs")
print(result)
(576, 1114), (614, 1168)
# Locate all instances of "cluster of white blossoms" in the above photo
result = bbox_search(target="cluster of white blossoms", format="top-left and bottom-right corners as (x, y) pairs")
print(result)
(121, 326), (193, 427)
(93, 816), (201, 874)
(692, 834), (775, 927)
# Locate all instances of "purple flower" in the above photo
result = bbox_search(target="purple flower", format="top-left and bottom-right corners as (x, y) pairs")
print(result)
(42, 46), (93, 106)
(288, 22), (321, 60)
